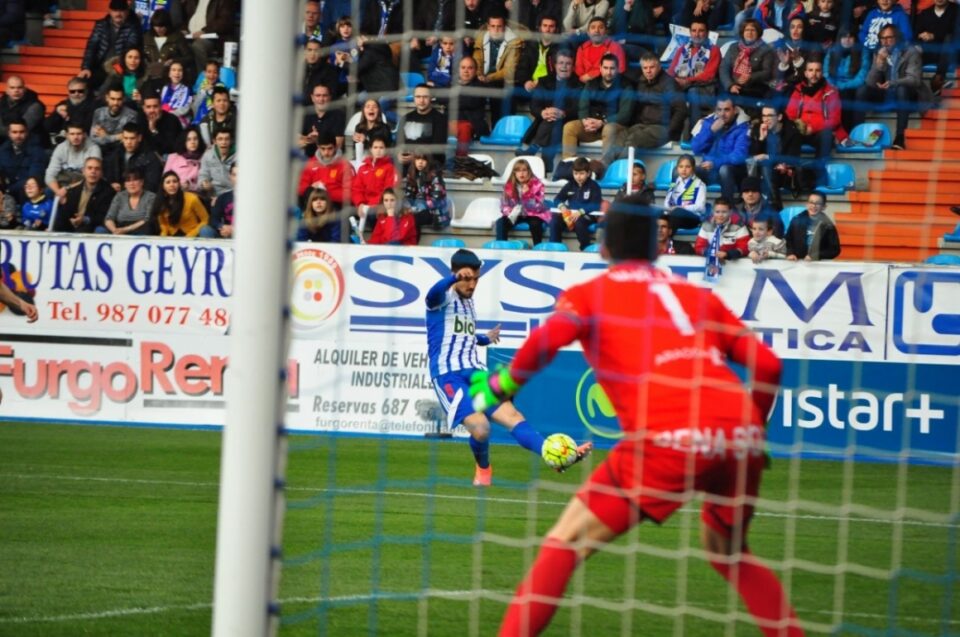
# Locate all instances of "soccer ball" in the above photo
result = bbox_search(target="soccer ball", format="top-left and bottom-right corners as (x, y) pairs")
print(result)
(541, 433), (580, 471)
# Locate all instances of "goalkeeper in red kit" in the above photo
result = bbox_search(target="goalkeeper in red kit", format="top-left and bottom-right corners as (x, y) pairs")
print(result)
(470, 192), (804, 637)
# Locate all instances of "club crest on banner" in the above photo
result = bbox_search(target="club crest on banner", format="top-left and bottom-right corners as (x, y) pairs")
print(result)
(291, 248), (345, 329)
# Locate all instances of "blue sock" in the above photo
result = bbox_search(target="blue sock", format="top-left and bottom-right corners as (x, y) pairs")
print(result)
(469, 436), (490, 469)
(510, 421), (546, 456)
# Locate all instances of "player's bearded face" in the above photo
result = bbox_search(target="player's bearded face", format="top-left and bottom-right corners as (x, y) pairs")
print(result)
(453, 269), (479, 298)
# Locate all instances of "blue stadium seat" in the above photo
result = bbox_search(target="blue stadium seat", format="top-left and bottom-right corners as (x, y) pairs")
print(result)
(944, 223), (960, 243)
(816, 162), (856, 195)
(597, 158), (637, 189)
(923, 62), (955, 75)
(780, 205), (805, 230)
(432, 238), (466, 248)
(400, 72), (425, 102)
(924, 254), (960, 265)
(479, 115), (532, 146)
(674, 225), (701, 236)
(584, 243), (601, 253)
(532, 241), (569, 251)
(219, 67), (238, 90)
(514, 222), (530, 231)
(654, 160), (677, 190)
(836, 123), (893, 153)
(483, 239), (528, 250)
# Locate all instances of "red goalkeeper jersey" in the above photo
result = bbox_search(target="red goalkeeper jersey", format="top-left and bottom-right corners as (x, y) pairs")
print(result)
(510, 262), (781, 439)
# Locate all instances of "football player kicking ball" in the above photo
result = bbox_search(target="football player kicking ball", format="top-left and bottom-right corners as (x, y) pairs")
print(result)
(426, 249), (591, 486)
(471, 193), (804, 636)
(0, 279), (38, 405)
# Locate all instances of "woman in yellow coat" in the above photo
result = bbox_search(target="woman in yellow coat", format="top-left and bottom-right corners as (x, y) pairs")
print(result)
(152, 171), (217, 237)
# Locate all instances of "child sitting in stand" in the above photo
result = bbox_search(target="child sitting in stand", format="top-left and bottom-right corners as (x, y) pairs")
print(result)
(351, 135), (398, 232)
(694, 197), (749, 261)
(403, 150), (450, 240)
(330, 17), (359, 93)
(663, 154), (707, 221)
(369, 189), (417, 245)
(191, 60), (226, 125)
(549, 156), (602, 251)
(20, 176), (55, 231)
(600, 159), (656, 214)
(747, 216), (787, 262)
(426, 35), (458, 88)
(300, 187), (341, 243)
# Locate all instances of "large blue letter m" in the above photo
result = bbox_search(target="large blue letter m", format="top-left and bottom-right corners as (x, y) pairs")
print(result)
(739, 270), (874, 326)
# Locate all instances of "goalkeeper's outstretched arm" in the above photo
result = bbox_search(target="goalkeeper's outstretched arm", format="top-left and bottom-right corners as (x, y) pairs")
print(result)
(469, 311), (583, 412)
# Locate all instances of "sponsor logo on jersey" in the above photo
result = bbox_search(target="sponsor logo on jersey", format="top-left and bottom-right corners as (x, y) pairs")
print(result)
(453, 315), (475, 335)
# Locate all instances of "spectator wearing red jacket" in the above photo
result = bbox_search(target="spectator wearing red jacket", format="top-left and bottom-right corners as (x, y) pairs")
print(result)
(574, 18), (627, 83)
(351, 136), (398, 221)
(298, 132), (354, 209)
(785, 59), (847, 186)
(368, 189), (417, 246)
(694, 197), (750, 260)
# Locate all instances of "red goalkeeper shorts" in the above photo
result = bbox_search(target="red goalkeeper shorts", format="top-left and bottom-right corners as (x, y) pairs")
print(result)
(577, 424), (767, 538)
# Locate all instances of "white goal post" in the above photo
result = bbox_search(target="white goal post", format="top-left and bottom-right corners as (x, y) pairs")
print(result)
(211, 1), (299, 635)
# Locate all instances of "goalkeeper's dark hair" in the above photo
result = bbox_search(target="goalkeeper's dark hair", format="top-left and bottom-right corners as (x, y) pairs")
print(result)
(450, 249), (482, 271)
(604, 191), (659, 262)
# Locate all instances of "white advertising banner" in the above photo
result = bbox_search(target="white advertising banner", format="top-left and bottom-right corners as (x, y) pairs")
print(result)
(0, 332), (230, 424)
(0, 235), (954, 432)
(0, 234), (233, 335)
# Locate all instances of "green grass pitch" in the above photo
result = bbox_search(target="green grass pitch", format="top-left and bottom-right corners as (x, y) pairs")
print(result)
(1, 423), (957, 636)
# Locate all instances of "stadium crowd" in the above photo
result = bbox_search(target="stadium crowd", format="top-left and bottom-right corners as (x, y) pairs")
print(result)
(0, 0), (955, 257)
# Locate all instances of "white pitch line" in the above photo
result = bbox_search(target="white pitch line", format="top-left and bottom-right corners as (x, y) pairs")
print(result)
(0, 602), (211, 624)
(2, 473), (958, 529)
(2, 590), (957, 628)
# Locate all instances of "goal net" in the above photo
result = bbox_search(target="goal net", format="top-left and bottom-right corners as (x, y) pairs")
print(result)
(217, 1), (960, 635)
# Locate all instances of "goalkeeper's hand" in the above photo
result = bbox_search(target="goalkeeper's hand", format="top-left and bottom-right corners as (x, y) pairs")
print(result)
(469, 366), (521, 413)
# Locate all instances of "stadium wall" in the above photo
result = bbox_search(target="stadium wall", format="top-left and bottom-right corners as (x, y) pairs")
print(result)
(0, 235), (956, 464)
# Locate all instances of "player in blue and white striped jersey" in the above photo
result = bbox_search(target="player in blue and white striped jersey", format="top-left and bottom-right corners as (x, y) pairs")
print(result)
(425, 249), (590, 486)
